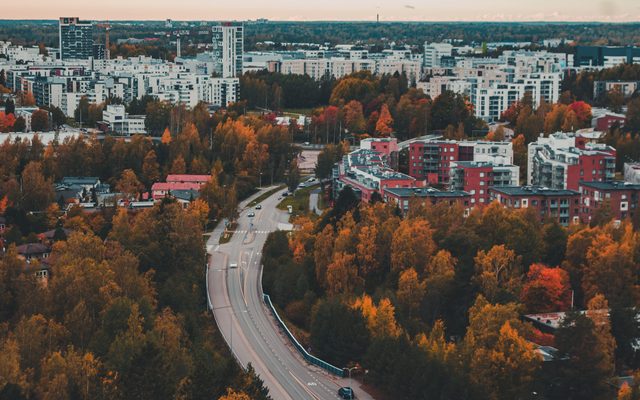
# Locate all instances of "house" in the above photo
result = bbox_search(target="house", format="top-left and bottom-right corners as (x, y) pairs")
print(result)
(166, 174), (211, 185)
(55, 177), (106, 205)
(170, 189), (201, 208)
(38, 228), (72, 244)
(16, 242), (51, 281)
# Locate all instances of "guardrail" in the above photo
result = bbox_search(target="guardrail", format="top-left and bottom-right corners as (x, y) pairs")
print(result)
(263, 294), (345, 377)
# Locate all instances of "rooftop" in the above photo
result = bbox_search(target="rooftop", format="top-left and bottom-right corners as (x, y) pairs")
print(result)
(580, 181), (640, 191)
(490, 186), (579, 197)
(165, 174), (211, 183)
(384, 187), (470, 198)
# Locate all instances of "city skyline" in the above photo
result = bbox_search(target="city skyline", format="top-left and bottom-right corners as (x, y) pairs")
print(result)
(5, 0), (640, 22)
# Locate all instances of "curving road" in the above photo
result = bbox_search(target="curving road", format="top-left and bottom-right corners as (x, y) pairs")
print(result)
(206, 186), (374, 400)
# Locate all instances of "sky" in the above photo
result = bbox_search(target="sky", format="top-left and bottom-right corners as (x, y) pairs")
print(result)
(8, 0), (640, 22)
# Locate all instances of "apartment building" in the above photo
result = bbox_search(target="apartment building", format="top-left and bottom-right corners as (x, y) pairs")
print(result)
(579, 181), (640, 224)
(449, 161), (520, 206)
(489, 186), (581, 226)
(528, 132), (616, 190)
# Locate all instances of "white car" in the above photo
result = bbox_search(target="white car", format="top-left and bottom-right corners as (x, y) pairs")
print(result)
(247, 211), (255, 217)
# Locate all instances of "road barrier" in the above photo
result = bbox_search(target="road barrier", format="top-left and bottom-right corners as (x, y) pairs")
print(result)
(263, 294), (345, 377)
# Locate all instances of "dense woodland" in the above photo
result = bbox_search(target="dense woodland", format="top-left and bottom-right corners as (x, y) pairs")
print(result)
(0, 104), (307, 399)
(263, 188), (640, 400)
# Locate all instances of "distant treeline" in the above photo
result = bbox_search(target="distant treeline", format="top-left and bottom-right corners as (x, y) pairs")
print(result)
(0, 21), (639, 50)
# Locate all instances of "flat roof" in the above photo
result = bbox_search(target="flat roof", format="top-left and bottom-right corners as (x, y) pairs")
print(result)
(384, 187), (470, 198)
(580, 181), (640, 191)
(490, 186), (579, 197)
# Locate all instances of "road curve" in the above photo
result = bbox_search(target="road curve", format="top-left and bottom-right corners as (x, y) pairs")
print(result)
(206, 186), (374, 400)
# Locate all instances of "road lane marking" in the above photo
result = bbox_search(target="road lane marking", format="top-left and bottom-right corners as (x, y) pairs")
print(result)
(289, 370), (321, 400)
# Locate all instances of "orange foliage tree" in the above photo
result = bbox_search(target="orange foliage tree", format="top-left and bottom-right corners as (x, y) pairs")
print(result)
(520, 264), (572, 313)
(374, 104), (394, 136)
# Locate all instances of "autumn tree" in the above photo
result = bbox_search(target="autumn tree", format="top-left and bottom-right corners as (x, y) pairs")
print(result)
(375, 103), (394, 136)
(116, 169), (144, 201)
(141, 149), (160, 189)
(391, 218), (436, 272)
(31, 109), (49, 132)
(397, 267), (426, 316)
(555, 312), (615, 400)
(21, 161), (54, 211)
(326, 252), (360, 295)
(343, 100), (366, 134)
(286, 158), (300, 192)
(469, 322), (541, 400)
(463, 296), (538, 400)
(219, 388), (251, 400)
(586, 294), (616, 377)
(521, 264), (571, 313)
(473, 245), (522, 302)
(354, 295), (402, 339)
(582, 233), (635, 308)
(423, 250), (456, 322)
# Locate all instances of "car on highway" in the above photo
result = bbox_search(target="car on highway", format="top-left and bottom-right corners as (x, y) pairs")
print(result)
(255, 204), (262, 210)
(338, 387), (355, 399)
(247, 211), (255, 217)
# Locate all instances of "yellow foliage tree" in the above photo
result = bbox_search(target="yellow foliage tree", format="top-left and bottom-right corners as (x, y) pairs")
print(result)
(218, 388), (251, 400)
(586, 294), (616, 377)
(473, 245), (522, 302)
(391, 218), (436, 272)
(397, 267), (426, 315)
(326, 252), (359, 295)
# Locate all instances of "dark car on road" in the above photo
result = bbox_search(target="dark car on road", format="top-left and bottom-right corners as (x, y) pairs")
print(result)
(338, 387), (355, 399)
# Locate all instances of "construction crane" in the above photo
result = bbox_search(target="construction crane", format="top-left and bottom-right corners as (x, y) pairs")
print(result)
(96, 21), (111, 60)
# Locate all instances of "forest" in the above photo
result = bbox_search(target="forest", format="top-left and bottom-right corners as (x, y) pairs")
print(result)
(0, 104), (305, 400)
(263, 187), (640, 400)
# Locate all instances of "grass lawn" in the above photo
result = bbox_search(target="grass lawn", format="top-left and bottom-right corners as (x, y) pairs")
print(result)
(247, 185), (286, 208)
(277, 184), (320, 218)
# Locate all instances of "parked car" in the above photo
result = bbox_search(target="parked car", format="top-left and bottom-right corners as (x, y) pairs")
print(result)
(255, 204), (262, 210)
(282, 191), (289, 197)
(338, 387), (355, 399)
(247, 212), (255, 217)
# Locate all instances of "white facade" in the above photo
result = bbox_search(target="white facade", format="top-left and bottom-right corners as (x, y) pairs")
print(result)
(423, 43), (453, 68)
(102, 104), (146, 136)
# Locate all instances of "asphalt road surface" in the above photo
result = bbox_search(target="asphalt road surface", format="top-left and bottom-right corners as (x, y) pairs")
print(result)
(207, 186), (374, 400)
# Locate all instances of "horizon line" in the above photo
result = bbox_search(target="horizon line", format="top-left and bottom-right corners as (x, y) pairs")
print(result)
(0, 18), (638, 24)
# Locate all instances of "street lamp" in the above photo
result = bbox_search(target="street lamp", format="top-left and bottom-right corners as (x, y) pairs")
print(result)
(345, 366), (358, 389)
